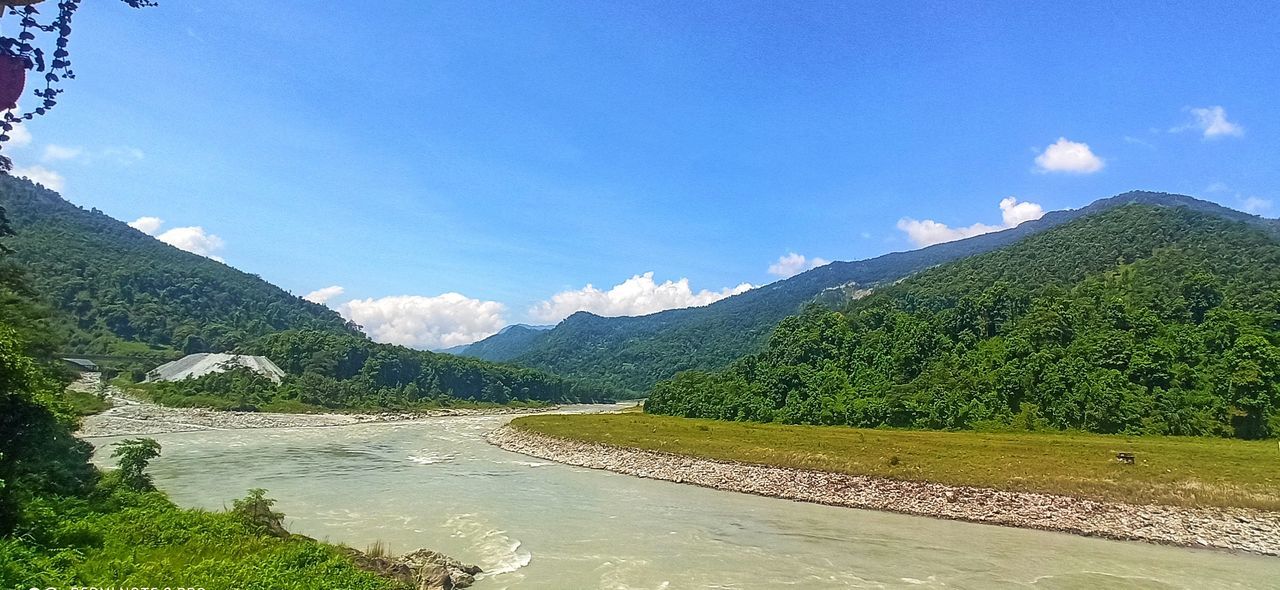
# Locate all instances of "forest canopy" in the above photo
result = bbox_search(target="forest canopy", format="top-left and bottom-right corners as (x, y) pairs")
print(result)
(142, 329), (616, 410)
(0, 175), (357, 358)
(645, 205), (1280, 439)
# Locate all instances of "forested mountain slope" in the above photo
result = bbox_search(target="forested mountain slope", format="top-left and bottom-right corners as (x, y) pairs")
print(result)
(645, 205), (1280, 439)
(0, 176), (614, 405)
(0, 175), (356, 357)
(472, 191), (1277, 394)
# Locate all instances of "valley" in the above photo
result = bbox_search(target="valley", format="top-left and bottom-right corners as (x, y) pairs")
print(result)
(4, 178), (1280, 588)
(3, 3), (1279, 587)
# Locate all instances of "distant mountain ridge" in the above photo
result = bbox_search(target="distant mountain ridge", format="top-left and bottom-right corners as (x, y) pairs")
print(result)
(444, 323), (553, 357)
(461, 191), (1278, 393)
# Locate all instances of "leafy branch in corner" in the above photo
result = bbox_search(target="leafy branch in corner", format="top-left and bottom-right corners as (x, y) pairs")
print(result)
(0, 0), (156, 171)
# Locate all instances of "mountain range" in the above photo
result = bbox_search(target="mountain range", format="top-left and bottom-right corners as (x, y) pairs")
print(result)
(457, 191), (1278, 394)
(646, 203), (1280, 438)
(5, 173), (1274, 408)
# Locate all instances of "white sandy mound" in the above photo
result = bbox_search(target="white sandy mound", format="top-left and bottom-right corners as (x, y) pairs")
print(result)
(145, 353), (286, 383)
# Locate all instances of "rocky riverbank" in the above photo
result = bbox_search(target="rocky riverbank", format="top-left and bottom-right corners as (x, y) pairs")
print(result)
(488, 425), (1280, 556)
(72, 373), (556, 438)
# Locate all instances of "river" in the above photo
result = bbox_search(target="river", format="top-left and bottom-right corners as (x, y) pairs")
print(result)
(89, 408), (1280, 589)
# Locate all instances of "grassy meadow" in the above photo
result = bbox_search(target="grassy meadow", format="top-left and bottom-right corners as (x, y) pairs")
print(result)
(511, 413), (1280, 510)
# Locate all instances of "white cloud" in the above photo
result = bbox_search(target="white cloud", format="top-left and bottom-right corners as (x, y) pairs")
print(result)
(42, 144), (83, 162)
(101, 146), (145, 165)
(156, 226), (226, 262)
(38, 144), (142, 165)
(1034, 137), (1105, 174)
(897, 218), (1000, 248)
(897, 196), (1045, 248)
(529, 272), (754, 323)
(339, 293), (507, 350)
(1174, 106), (1243, 139)
(127, 216), (226, 261)
(998, 195), (1044, 226)
(1241, 196), (1273, 216)
(767, 253), (831, 278)
(1205, 182), (1230, 194)
(5, 120), (31, 148)
(1122, 135), (1155, 148)
(304, 285), (345, 305)
(9, 164), (65, 191)
(128, 216), (164, 235)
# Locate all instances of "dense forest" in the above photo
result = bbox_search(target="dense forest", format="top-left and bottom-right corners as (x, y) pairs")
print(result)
(646, 205), (1280, 439)
(144, 329), (615, 410)
(0, 175), (358, 358)
(471, 191), (1278, 394)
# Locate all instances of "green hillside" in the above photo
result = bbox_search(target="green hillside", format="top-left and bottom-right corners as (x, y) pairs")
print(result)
(0, 176), (613, 406)
(0, 175), (356, 358)
(472, 191), (1277, 395)
(645, 205), (1280, 439)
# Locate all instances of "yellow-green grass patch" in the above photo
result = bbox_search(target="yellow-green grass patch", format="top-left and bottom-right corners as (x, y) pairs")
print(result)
(511, 413), (1280, 510)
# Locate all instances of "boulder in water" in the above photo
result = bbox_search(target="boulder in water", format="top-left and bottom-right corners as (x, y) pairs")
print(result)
(343, 546), (482, 590)
(401, 549), (483, 589)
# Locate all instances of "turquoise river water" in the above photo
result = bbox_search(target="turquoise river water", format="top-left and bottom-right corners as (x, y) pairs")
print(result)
(90, 409), (1280, 589)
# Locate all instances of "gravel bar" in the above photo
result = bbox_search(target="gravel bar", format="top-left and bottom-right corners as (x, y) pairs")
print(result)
(487, 425), (1280, 556)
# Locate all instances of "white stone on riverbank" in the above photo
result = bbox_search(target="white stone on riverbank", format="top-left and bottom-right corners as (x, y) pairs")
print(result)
(73, 373), (556, 438)
(487, 425), (1280, 557)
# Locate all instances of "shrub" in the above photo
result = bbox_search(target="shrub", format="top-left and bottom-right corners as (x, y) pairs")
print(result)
(110, 438), (161, 491)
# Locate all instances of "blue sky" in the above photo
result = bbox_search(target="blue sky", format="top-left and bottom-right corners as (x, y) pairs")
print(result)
(6, 1), (1278, 348)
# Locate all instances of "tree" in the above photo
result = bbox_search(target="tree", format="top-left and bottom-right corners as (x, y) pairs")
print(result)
(0, 204), (13, 253)
(0, 326), (95, 532)
(1183, 273), (1223, 323)
(110, 437), (161, 491)
(232, 488), (288, 537)
(1224, 334), (1280, 438)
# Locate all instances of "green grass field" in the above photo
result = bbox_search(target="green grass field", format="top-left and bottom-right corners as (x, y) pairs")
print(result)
(511, 413), (1280, 510)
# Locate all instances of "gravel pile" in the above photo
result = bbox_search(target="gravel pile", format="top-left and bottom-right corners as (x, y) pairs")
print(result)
(145, 353), (287, 383)
(488, 425), (1280, 556)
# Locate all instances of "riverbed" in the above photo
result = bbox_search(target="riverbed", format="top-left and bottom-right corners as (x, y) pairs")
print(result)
(89, 410), (1280, 589)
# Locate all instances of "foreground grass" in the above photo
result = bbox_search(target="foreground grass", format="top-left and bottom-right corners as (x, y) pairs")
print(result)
(1, 484), (392, 590)
(512, 413), (1280, 511)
